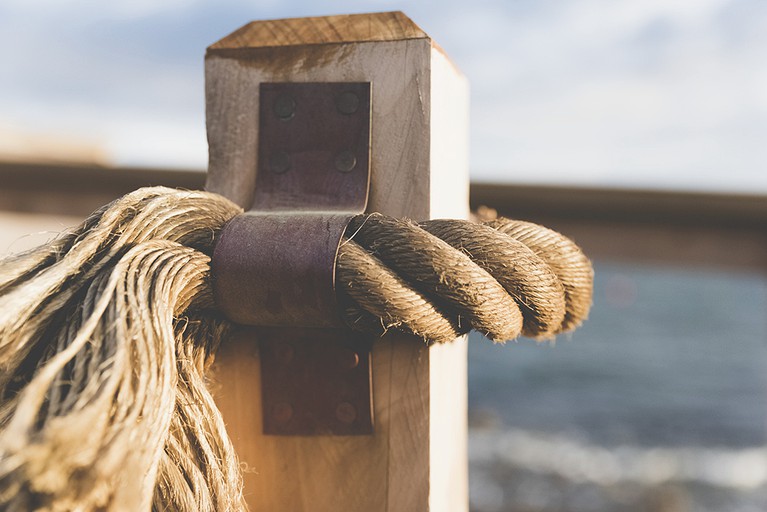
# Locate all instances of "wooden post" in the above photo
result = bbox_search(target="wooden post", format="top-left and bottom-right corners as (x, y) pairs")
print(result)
(206, 12), (469, 511)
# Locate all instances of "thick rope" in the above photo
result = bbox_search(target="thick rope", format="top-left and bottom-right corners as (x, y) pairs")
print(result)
(0, 188), (245, 511)
(0, 187), (592, 510)
(339, 213), (592, 343)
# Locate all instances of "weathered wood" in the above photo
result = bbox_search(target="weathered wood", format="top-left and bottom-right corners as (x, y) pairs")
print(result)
(206, 12), (468, 511)
(210, 11), (426, 50)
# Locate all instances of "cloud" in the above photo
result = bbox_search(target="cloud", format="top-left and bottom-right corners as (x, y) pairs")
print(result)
(0, 0), (205, 21)
(0, 0), (765, 192)
(447, 0), (767, 190)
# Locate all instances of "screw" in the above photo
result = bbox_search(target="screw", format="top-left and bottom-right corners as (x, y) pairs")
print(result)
(272, 402), (293, 424)
(334, 150), (357, 173)
(269, 151), (291, 174)
(273, 95), (295, 120)
(338, 349), (359, 369)
(336, 91), (360, 115)
(274, 343), (295, 364)
(335, 402), (357, 424)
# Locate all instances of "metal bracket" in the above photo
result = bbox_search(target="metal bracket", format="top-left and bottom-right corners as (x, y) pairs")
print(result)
(260, 328), (373, 435)
(254, 82), (371, 213)
(211, 82), (374, 436)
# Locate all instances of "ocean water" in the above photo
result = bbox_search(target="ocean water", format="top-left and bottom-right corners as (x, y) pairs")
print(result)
(468, 262), (767, 512)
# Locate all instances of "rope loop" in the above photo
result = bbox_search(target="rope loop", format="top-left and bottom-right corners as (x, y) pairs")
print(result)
(0, 187), (593, 510)
(338, 213), (593, 343)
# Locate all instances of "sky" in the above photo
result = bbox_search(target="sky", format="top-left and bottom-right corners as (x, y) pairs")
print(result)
(0, 0), (765, 192)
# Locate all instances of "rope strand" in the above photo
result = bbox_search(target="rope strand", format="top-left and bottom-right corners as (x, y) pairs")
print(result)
(0, 187), (593, 510)
(339, 213), (593, 342)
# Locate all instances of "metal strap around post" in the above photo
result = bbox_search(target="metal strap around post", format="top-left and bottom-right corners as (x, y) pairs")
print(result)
(211, 81), (375, 435)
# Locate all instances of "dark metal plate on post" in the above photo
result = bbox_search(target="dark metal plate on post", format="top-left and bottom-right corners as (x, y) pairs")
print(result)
(212, 212), (352, 328)
(211, 82), (374, 435)
(255, 82), (371, 212)
(240, 82), (374, 436)
(260, 328), (374, 436)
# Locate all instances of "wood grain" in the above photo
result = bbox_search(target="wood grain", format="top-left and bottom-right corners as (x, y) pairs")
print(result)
(209, 11), (427, 51)
(206, 12), (468, 512)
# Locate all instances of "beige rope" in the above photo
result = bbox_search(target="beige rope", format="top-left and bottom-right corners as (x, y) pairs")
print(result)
(485, 218), (594, 333)
(339, 213), (593, 342)
(0, 188), (244, 511)
(0, 187), (592, 510)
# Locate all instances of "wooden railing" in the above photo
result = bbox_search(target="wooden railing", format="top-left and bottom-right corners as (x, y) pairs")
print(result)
(471, 182), (767, 271)
(2, 160), (765, 272)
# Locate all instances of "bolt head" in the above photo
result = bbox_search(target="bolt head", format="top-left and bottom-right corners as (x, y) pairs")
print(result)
(335, 402), (357, 424)
(269, 151), (291, 174)
(334, 150), (357, 173)
(273, 95), (296, 120)
(272, 402), (293, 424)
(336, 91), (360, 115)
(338, 349), (360, 369)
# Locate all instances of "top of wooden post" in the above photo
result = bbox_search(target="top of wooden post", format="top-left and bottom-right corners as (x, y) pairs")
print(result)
(208, 11), (428, 52)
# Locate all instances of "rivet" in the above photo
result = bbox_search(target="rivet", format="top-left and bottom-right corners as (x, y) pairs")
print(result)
(335, 402), (357, 424)
(339, 349), (360, 369)
(336, 91), (360, 115)
(269, 151), (291, 174)
(272, 402), (293, 424)
(334, 150), (357, 173)
(274, 343), (295, 364)
(273, 95), (295, 120)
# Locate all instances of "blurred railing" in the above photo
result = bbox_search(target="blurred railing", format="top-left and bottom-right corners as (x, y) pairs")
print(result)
(471, 183), (767, 271)
(2, 161), (765, 271)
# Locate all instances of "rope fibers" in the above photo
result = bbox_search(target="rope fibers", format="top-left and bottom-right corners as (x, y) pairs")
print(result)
(0, 187), (592, 511)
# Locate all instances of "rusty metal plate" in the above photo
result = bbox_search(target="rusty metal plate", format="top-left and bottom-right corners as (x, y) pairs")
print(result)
(254, 82), (371, 212)
(211, 82), (375, 436)
(259, 328), (374, 436)
(212, 212), (351, 328)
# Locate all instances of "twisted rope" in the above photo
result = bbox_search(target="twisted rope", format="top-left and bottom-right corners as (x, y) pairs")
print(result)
(0, 187), (592, 511)
(338, 214), (593, 343)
